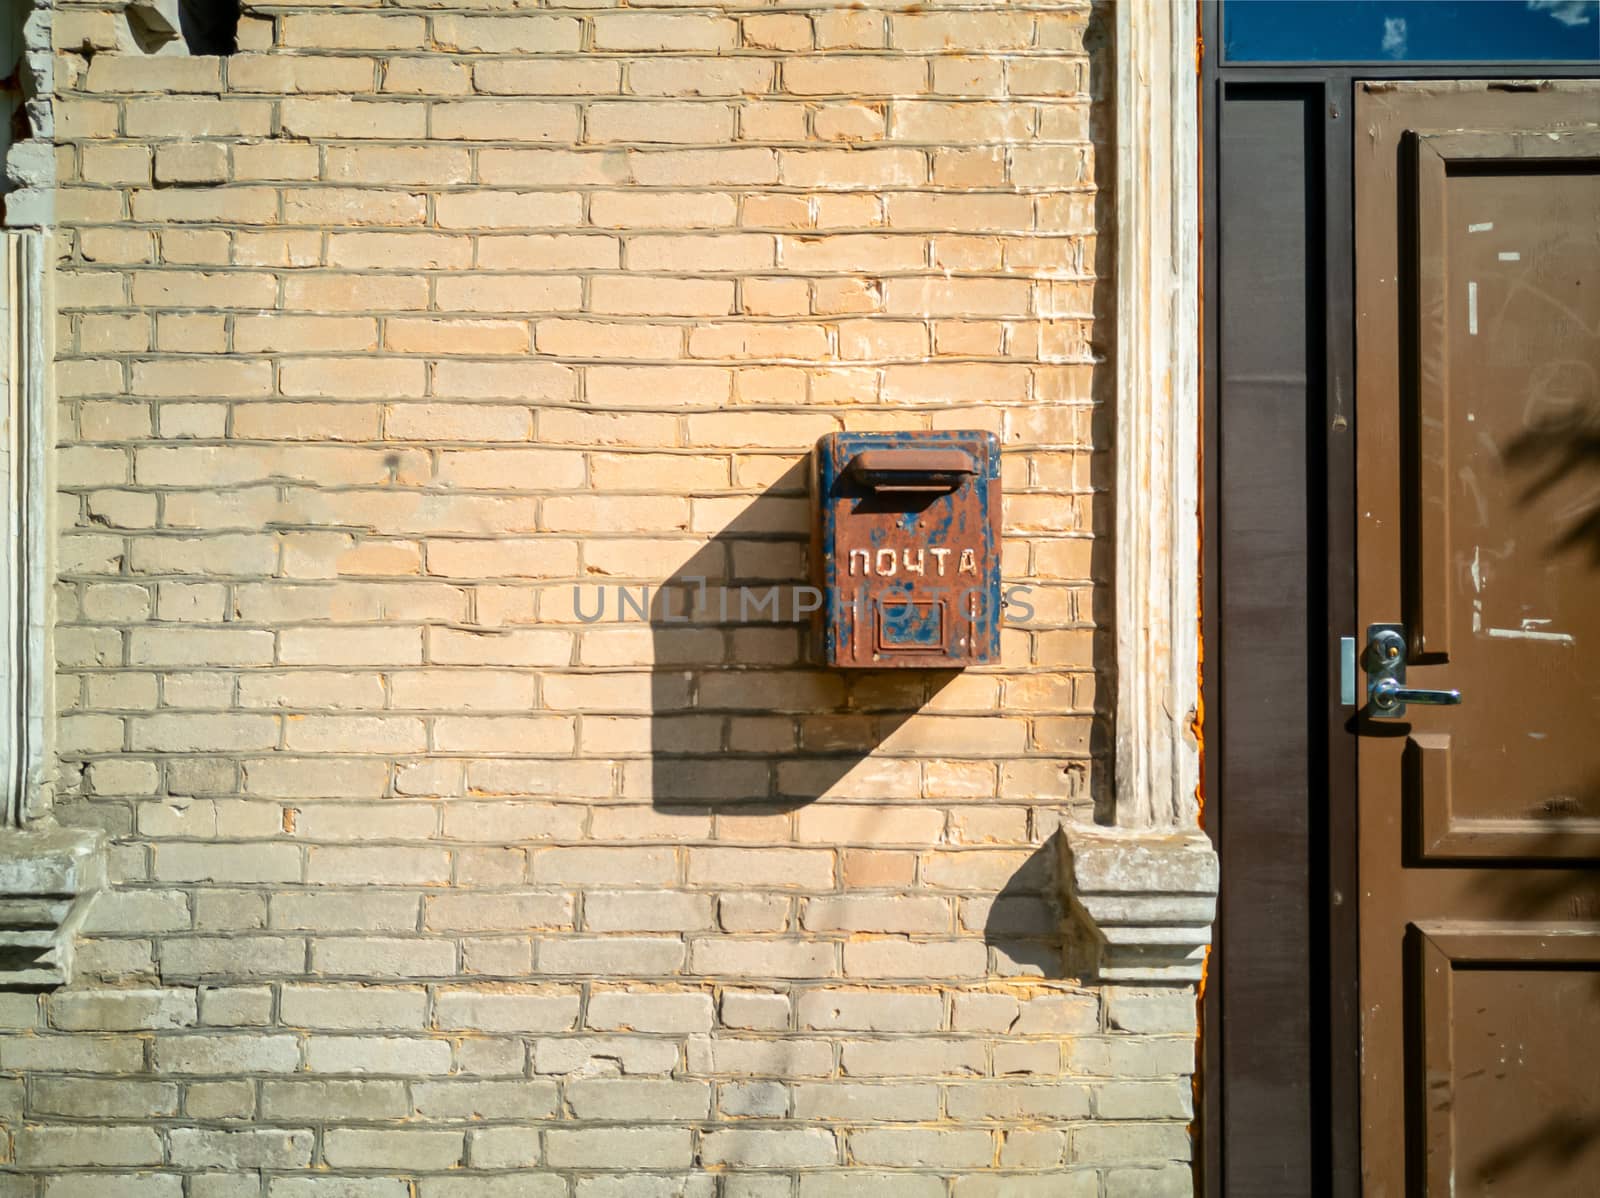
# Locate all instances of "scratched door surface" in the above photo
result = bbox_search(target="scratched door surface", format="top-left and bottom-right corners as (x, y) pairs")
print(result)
(1354, 80), (1600, 1197)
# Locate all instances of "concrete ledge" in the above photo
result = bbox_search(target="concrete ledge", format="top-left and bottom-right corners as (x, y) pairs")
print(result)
(0, 825), (105, 988)
(1059, 825), (1218, 984)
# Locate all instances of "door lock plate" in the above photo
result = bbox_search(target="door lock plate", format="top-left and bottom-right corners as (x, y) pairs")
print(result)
(1364, 623), (1463, 718)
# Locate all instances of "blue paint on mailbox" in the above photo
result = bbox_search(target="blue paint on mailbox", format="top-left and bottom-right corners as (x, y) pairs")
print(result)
(813, 430), (1001, 668)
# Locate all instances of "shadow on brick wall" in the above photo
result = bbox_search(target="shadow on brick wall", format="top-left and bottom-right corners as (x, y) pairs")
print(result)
(1087, 0), (1120, 827)
(983, 839), (1065, 978)
(645, 463), (958, 816)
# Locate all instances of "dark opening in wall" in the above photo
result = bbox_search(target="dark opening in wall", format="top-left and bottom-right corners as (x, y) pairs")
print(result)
(179, 0), (240, 55)
(129, 0), (240, 55)
(1, 0), (25, 224)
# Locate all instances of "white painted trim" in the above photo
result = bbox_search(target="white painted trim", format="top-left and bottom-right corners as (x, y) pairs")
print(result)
(1111, 0), (1202, 830)
(1, 230), (53, 829)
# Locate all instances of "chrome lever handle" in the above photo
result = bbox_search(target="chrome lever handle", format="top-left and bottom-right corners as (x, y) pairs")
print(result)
(1370, 678), (1462, 712)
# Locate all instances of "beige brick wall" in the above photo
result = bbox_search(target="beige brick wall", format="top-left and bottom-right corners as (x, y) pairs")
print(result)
(4, 2), (1194, 1194)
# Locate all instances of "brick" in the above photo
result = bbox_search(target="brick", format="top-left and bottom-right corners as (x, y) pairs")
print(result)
(1100, 1166), (1193, 1197)
(701, 1128), (837, 1168)
(280, 985), (427, 1031)
(435, 987), (579, 1033)
(326, 146), (471, 186)
(588, 102), (733, 146)
(690, 939), (835, 980)
(687, 848), (833, 889)
(412, 1080), (560, 1120)
(261, 1079), (410, 1122)
(780, 148), (924, 189)
(437, 275), (582, 313)
(463, 1126), (537, 1169)
(43, 1177), (182, 1198)
(281, 14), (427, 50)
(719, 990), (789, 1031)
(584, 891), (714, 933)
(232, 143), (321, 182)
(1095, 1081), (1193, 1121)
(303, 1036), (452, 1076)
(717, 1082), (787, 1121)
(567, 1079), (711, 1121)
(476, 60), (620, 96)
(593, 15), (737, 52)
(328, 233), (472, 271)
(537, 320), (680, 360)
(590, 276), (734, 317)
(842, 1039), (984, 1078)
(794, 1082), (939, 1122)
(795, 805), (943, 844)
(544, 1128), (693, 1169)
(534, 1035), (679, 1077)
(586, 989), (714, 1032)
(947, 1081), (1092, 1121)
(851, 1128), (993, 1168)
(49, 988), (196, 1031)
(630, 58), (773, 98)
(269, 1182), (410, 1198)
(200, 987), (274, 1028)
(539, 937), (685, 976)
(1105, 988), (1197, 1035)
(385, 319), (529, 356)
(0, 1036), (145, 1073)
(86, 55), (221, 93)
(480, 234), (620, 270)
(152, 142), (227, 185)
(434, 360), (576, 401)
(311, 938), (457, 979)
(1069, 1123), (1192, 1167)
(786, 57), (926, 97)
(800, 1178), (943, 1198)
(435, 190), (583, 230)
(124, 98), (272, 138)
(433, 102), (579, 143)
(323, 1130), (464, 1171)
(632, 149), (779, 188)
(32, 1078), (179, 1119)
(744, 13), (813, 51)
(377, 58), (468, 98)
(15, 1127), (164, 1168)
(419, 1180), (565, 1198)
(796, 989), (942, 1032)
(1016, 993), (1100, 1034)
(155, 1034), (300, 1075)
(433, 15), (581, 53)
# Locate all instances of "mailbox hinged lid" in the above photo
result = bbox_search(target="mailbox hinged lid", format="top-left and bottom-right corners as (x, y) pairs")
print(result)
(813, 430), (1001, 669)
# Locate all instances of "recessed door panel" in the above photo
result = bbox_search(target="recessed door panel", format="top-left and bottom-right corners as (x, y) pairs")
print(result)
(1414, 926), (1600, 1197)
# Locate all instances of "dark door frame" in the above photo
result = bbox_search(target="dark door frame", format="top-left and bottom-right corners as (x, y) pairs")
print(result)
(1198, 5), (1599, 1194)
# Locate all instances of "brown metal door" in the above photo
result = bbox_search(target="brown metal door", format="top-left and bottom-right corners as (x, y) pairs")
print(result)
(1355, 81), (1600, 1197)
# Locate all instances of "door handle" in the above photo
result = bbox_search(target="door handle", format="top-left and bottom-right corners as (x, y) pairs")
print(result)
(1364, 623), (1464, 719)
(1370, 678), (1462, 713)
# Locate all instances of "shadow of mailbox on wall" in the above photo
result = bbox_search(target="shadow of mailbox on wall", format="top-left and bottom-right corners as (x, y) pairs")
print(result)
(644, 464), (957, 813)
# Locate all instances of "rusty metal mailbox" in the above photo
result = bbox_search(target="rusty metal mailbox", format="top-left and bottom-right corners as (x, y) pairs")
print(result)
(813, 430), (1001, 668)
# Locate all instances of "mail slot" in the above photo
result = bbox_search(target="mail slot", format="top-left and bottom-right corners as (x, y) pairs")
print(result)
(812, 430), (1001, 668)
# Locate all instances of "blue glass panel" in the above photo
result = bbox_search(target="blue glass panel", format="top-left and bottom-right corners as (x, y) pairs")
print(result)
(1224, 1), (1600, 62)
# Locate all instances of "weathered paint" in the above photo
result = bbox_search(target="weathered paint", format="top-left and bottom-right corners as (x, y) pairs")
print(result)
(812, 430), (1000, 669)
